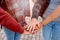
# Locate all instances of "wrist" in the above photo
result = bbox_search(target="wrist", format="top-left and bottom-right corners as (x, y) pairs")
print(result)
(41, 22), (45, 27)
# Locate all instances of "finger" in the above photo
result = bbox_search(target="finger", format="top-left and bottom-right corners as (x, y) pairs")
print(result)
(25, 25), (32, 32)
(25, 22), (30, 28)
(36, 24), (39, 28)
(26, 25), (31, 30)
(31, 28), (38, 34)
(29, 26), (33, 32)
(33, 29), (38, 34)
(36, 24), (40, 30)
(24, 25), (28, 30)
(25, 24), (30, 29)
(25, 25), (29, 31)
(31, 26), (35, 33)
(32, 25), (39, 34)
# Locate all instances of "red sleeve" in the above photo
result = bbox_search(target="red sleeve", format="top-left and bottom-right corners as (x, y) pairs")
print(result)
(0, 7), (24, 34)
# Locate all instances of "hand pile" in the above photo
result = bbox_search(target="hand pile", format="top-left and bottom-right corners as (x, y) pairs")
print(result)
(23, 17), (43, 35)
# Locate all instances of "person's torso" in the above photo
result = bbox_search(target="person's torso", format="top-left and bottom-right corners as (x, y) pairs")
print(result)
(43, 0), (60, 21)
(0, 0), (30, 26)
(4, 0), (30, 22)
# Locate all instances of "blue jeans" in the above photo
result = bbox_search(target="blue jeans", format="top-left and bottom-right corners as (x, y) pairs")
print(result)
(43, 21), (60, 40)
(3, 27), (21, 40)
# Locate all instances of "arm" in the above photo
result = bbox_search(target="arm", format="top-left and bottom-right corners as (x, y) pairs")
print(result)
(32, 0), (50, 19)
(32, 0), (43, 19)
(25, 0), (50, 34)
(41, 5), (60, 26)
(0, 7), (24, 34)
(25, 0), (49, 33)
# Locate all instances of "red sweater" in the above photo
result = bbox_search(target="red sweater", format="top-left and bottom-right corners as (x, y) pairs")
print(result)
(0, 7), (24, 34)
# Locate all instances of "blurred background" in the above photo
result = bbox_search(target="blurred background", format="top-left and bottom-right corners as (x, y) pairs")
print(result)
(0, 0), (43, 40)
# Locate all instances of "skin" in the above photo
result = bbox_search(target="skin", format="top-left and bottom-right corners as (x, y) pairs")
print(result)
(32, 0), (37, 3)
(25, 5), (60, 34)
(40, 5), (60, 27)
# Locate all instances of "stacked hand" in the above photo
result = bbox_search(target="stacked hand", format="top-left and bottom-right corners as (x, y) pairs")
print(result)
(24, 18), (43, 34)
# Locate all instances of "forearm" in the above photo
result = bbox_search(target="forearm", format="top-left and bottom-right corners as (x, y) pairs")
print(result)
(32, 0), (43, 19)
(0, 7), (24, 34)
(32, 0), (49, 19)
(42, 5), (60, 25)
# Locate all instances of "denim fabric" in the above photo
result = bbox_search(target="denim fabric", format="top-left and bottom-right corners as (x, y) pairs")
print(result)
(43, 0), (60, 21)
(3, 27), (21, 40)
(43, 21), (60, 40)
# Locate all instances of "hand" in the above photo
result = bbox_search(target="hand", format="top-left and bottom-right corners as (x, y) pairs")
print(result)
(39, 22), (44, 30)
(36, 22), (44, 32)
(23, 25), (32, 35)
(25, 18), (40, 34)
(23, 30), (31, 35)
